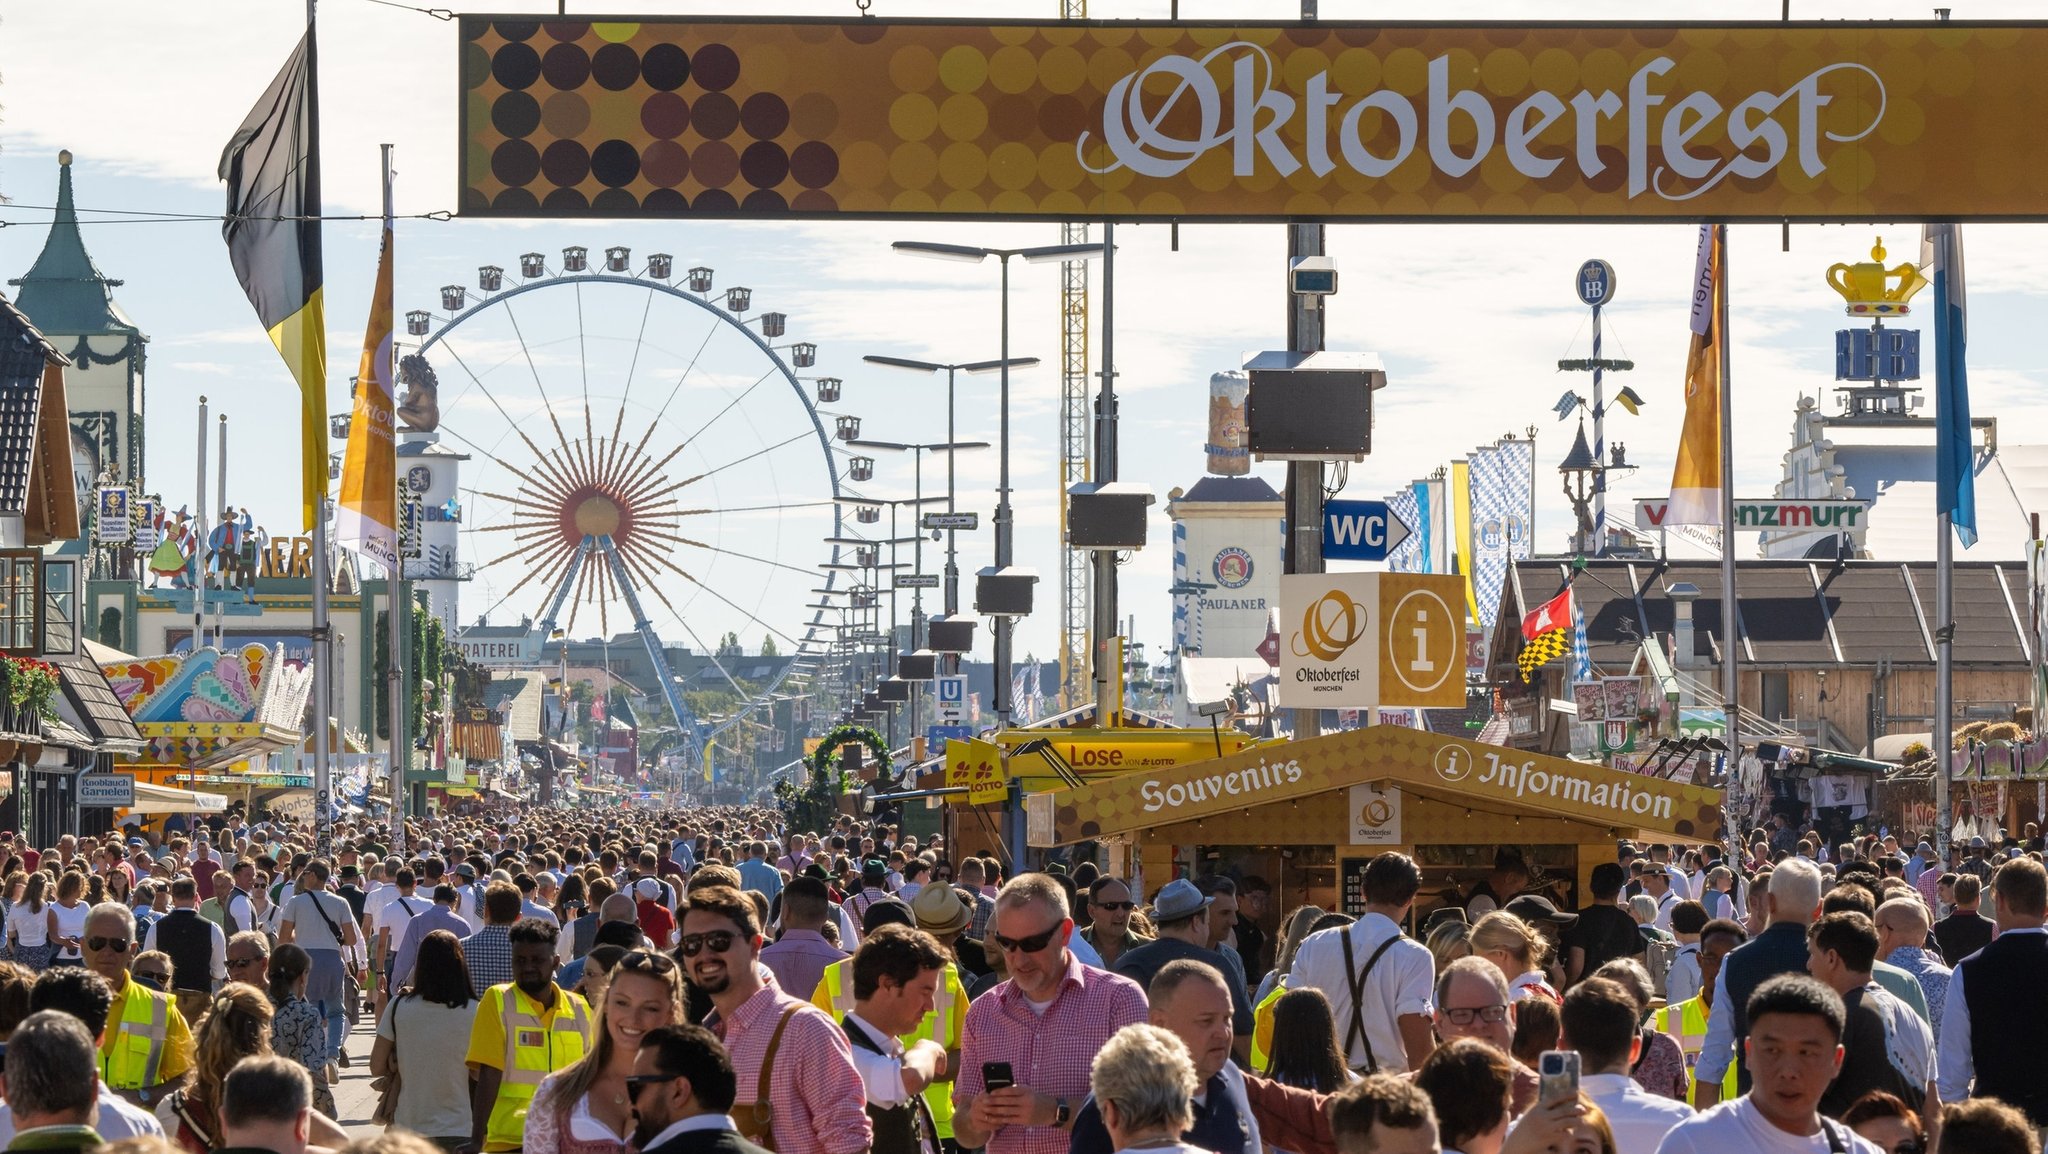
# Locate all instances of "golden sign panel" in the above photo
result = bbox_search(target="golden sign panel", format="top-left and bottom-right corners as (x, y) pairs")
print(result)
(459, 18), (2048, 221)
(1046, 725), (1724, 844)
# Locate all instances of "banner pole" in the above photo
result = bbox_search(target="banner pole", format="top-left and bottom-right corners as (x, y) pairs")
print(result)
(381, 141), (407, 829)
(1716, 224), (1739, 824)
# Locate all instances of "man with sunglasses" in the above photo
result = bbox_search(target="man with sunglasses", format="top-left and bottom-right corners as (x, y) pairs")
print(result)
(953, 873), (1148, 1154)
(627, 1023), (768, 1154)
(225, 932), (271, 990)
(682, 885), (869, 1154)
(81, 901), (193, 1109)
(1080, 879), (1143, 970)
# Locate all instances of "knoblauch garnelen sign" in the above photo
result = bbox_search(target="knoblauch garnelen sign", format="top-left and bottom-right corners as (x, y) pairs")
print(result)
(459, 19), (2048, 221)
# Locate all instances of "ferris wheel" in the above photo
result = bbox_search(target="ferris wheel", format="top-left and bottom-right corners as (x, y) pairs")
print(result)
(401, 245), (859, 769)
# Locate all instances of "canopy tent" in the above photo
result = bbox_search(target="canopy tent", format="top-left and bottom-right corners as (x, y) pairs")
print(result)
(124, 780), (229, 815)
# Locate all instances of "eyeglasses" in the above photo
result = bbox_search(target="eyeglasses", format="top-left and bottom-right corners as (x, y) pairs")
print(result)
(1441, 1005), (1510, 1026)
(227, 956), (264, 970)
(992, 923), (1063, 955)
(132, 971), (170, 989)
(620, 950), (679, 974)
(1093, 901), (1135, 912)
(677, 931), (738, 958)
(85, 936), (130, 953)
(624, 1074), (677, 1100)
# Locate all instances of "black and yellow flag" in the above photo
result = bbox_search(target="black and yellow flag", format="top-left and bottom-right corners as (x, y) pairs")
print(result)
(220, 24), (326, 531)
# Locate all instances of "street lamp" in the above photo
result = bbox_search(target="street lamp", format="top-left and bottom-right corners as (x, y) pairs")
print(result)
(863, 354), (1037, 670)
(890, 238), (1103, 728)
(846, 436), (990, 654)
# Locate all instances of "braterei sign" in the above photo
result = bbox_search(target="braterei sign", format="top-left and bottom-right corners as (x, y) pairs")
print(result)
(462, 18), (2048, 221)
(1033, 724), (1726, 845)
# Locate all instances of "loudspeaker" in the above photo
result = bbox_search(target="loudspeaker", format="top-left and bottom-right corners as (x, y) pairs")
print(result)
(1245, 350), (1387, 461)
(1067, 482), (1155, 549)
(975, 567), (1037, 617)
(878, 678), (912, 702)
(898, 651), (937, 681)
(927, 616), (976, 653)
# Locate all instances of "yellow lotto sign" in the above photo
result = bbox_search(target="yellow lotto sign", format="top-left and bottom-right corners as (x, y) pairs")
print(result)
(1280, 573), (1466, 710)
(945, 737), (1007, 805)
(460, 18), (2048, 221)
(993, 728), (1256, 772)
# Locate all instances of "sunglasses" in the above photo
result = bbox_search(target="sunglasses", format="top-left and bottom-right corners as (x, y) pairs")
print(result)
(132, 971), (170, 989)
(1093, 901), (1135, 912)
(86, 936), (130, 953)
(624, 1074), (677, 1099)
(1442, 1005), (1509, 1026)
(992, 923), (1063, 954)
(227, 956), (264, 970)
(620, 949), (679, 974)
(677, 931), (738, 958)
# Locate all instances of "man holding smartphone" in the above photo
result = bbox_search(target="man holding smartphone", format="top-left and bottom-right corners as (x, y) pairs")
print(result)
(953, 874), (1147, 1154)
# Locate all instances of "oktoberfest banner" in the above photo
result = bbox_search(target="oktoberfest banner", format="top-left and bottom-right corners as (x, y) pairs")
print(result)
(461, 18), (2048, 221)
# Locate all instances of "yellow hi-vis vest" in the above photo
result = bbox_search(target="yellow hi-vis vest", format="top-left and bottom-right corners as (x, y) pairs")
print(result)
(101, 979), (175, 1092)
(1248, 983), (1286, 1074)
(812, 957), (966, 1139)
(488, 986), (593, 1151)
(1655, 994), (1737, 1107)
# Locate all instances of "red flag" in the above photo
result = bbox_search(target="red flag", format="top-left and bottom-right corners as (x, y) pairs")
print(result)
(1522, 587), (1572, 641)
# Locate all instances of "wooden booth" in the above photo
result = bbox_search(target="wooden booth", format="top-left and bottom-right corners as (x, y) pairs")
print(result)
(1029, 725), (1724, 926)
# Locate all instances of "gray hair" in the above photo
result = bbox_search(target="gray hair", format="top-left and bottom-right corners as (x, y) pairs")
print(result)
(86, 900), (136, 940)
(5, 1010), (98, 1118)
(1770, 856), (1824, 918)
(1627, 894), (1658, 923)
(1591, 958), (1655, 1010)
(1089, 1024), (1196, 1137)
(1434, 954), (1509, 1010)
(996, 873), (1070, 922)
(228, 930), (273, 957)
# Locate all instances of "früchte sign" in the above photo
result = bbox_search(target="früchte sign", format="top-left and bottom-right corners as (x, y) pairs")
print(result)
(1634, 498), (1871, 531)
(460, 19), (2048, 221)
(1039, 724), (1724, 844)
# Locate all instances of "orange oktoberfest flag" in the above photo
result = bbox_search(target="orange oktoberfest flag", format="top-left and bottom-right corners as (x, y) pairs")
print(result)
(336, 206), (397, 566)
(1667, 224), (1724, 525)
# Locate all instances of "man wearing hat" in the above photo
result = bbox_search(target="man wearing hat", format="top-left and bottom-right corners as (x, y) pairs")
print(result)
(453, 861), (486, 932)
(847, 859), (895, 939)
(1111, 880), (1255, 1060)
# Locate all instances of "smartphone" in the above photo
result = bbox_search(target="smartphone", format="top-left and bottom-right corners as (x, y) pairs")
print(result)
(1538, 1050), (1581, 1106)
(982, 1061), (1015, 1093)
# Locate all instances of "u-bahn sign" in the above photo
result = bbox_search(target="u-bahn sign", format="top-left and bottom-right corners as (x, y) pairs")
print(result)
(461, 18), (2048, 222)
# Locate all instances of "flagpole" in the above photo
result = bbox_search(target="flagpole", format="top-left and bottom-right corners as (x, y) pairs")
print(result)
(1936, 511), (1953, 862)
(1717, 224), (1739, 775)
(307, 0), (333, 862)
(382, 141), (407, 830)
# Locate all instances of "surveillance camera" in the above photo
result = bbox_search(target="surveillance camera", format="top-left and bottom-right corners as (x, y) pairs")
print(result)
(1290, 255), (1337, 296)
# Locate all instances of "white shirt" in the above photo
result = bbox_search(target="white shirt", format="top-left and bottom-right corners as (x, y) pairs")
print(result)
(1577, 1073), (1694, 1154)
(1655, 1096), (1882, 1154)
(1937, 925), (2046, 1101)
(0, 1080), (164, 1144)
(844, 1011), (916, 1107)
(143, 908), (229, 983)
(1650, 888), (1679, 931)
(1284, 913), (1435, 1073)
(1666, 944), (1702, 1007)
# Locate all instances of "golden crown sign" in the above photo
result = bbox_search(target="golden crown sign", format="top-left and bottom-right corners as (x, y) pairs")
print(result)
(1826, 238), (1929, 317)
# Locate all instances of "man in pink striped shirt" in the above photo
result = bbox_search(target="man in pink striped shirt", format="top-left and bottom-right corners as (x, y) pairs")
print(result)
(683, 885), (872, 1154)
(953, 873), (1149, 1154)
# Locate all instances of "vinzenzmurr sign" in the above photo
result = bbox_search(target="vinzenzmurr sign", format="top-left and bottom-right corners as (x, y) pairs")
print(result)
(460, 18), (2048, 221)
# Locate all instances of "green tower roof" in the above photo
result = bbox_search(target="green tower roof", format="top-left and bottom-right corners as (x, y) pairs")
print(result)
(9, 151), (137, 336)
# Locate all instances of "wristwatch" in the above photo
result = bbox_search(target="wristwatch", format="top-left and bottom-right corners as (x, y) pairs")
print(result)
(1055, 1098), (1071, 1126)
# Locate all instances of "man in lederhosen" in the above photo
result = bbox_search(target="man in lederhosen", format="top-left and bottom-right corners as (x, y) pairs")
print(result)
(842, 925), (949, 1154)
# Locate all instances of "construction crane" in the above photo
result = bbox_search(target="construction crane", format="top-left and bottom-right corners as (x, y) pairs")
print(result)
(1057, 0), (1092, 710)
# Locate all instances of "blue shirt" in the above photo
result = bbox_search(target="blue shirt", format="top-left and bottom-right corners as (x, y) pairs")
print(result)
(737, 857), (784, 902)
(1887, 944), (1952, 1038)
(388, 905), (471, 989)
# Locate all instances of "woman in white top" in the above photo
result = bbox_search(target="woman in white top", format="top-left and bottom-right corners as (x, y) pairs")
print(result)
(372, 928), (479, 1145)
(525, 948), (688, 1154)
(46, 871), (90, 965)
(1469, 912), (1560, 1005)
(249, 873), (284, 938)
(6, 872), (51, 968)
(1090, 1023), (1209, 1154)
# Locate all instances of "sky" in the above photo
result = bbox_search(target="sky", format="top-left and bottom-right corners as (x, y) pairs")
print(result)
(3, 0), (2046, 687)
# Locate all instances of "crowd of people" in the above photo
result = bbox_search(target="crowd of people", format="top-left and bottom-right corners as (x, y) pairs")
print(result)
(0, 803), (2035, 1154)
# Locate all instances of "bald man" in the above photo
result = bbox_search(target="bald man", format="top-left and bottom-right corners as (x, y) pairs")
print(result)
(1876, 897), (1951, 1037)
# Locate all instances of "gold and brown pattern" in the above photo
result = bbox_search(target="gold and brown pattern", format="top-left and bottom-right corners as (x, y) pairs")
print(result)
(461, 18), (2048, 220)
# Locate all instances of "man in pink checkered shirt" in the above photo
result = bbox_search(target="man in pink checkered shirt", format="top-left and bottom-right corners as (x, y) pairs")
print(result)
(683, 884), (872, 1154)
(953, 873), (1149, 1154)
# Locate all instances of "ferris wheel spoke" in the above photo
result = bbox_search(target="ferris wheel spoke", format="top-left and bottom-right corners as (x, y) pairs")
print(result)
(673, 500), (840, 516)
(639, 316), (724, 448)
(637, 431), (813, 503)
(643, 550), (804, 649)
(618, 289), (655, 418)
(669, 367), (777, 463)
(631, 527), (817, 579)
(436, 341), (584, 501)
(500, 296), (584, 470)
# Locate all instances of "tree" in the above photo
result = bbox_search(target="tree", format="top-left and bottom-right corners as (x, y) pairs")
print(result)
(761, 634), (779, 657)
(717, 631), (743, 657)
